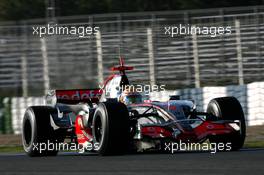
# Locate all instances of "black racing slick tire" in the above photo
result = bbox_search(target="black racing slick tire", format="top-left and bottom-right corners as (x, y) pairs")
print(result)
(22, 106), (62, 157)
(207, 97), (246, 151)
(92, 102), (130, 155)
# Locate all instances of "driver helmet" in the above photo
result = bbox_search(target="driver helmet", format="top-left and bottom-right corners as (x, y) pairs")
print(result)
(119, 87), (143, 105)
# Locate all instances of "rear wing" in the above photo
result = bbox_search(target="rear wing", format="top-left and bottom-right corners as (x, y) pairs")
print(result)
(46, 89), (102, 105)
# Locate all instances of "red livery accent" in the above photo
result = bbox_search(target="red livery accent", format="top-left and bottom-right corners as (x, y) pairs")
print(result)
(110, 57), (134, 73)
(75, 115), (93, 144)
(141, 126), (172, 138)
(55, 89), (102, 103)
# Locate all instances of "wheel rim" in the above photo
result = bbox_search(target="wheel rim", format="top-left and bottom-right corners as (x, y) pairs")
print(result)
(94, 115), (103, 143)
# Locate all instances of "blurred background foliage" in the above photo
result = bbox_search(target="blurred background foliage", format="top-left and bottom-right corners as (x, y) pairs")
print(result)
(0, 0), (263, 21)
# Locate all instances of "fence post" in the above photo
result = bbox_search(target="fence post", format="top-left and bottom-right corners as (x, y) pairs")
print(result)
(40, 38), (50, 94)
(184, 12), (192, 87)
(192, 26), (201, 88)
(235, 19), (244, 85)
(147, 28), (156, 86)
(2, 98), (12, 134)
(117, 14), (123, 48)
(21, 56), (28, 97)
(21, 22), (28, 97)
(254, 8), (261, 81)
(96, 31), (104, 85)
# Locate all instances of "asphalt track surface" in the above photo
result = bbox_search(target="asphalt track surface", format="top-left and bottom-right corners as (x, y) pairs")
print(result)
(0, 149), (263, 175)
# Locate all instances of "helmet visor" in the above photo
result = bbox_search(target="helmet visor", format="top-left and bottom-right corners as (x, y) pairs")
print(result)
(123, 95), (142, 104)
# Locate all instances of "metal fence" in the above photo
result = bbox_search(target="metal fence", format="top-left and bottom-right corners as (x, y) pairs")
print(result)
(0, 6), (264, 97)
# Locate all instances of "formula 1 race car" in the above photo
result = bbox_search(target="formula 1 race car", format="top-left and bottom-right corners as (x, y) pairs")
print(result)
(22, 58), (246, 156)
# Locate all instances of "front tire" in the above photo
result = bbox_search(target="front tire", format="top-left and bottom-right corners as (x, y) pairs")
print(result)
(92, 102), (130, 155)
(207, 97), (246, 151)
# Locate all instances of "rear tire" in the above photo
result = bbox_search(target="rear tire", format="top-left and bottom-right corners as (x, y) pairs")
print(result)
(207, 97), (246, 151)
(22, 106), (62, 156)
(92, 102), (130, 155)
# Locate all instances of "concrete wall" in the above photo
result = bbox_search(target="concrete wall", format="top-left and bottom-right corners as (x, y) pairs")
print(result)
(11, 97), (44, 134)
(150, 82), (264, 126)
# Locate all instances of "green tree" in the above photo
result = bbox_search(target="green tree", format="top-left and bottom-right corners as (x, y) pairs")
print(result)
(0, 0), (263, 21)
(0, 0), (45, 21)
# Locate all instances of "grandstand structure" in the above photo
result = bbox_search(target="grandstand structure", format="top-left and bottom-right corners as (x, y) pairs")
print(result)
(0, 6), (263, 96)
